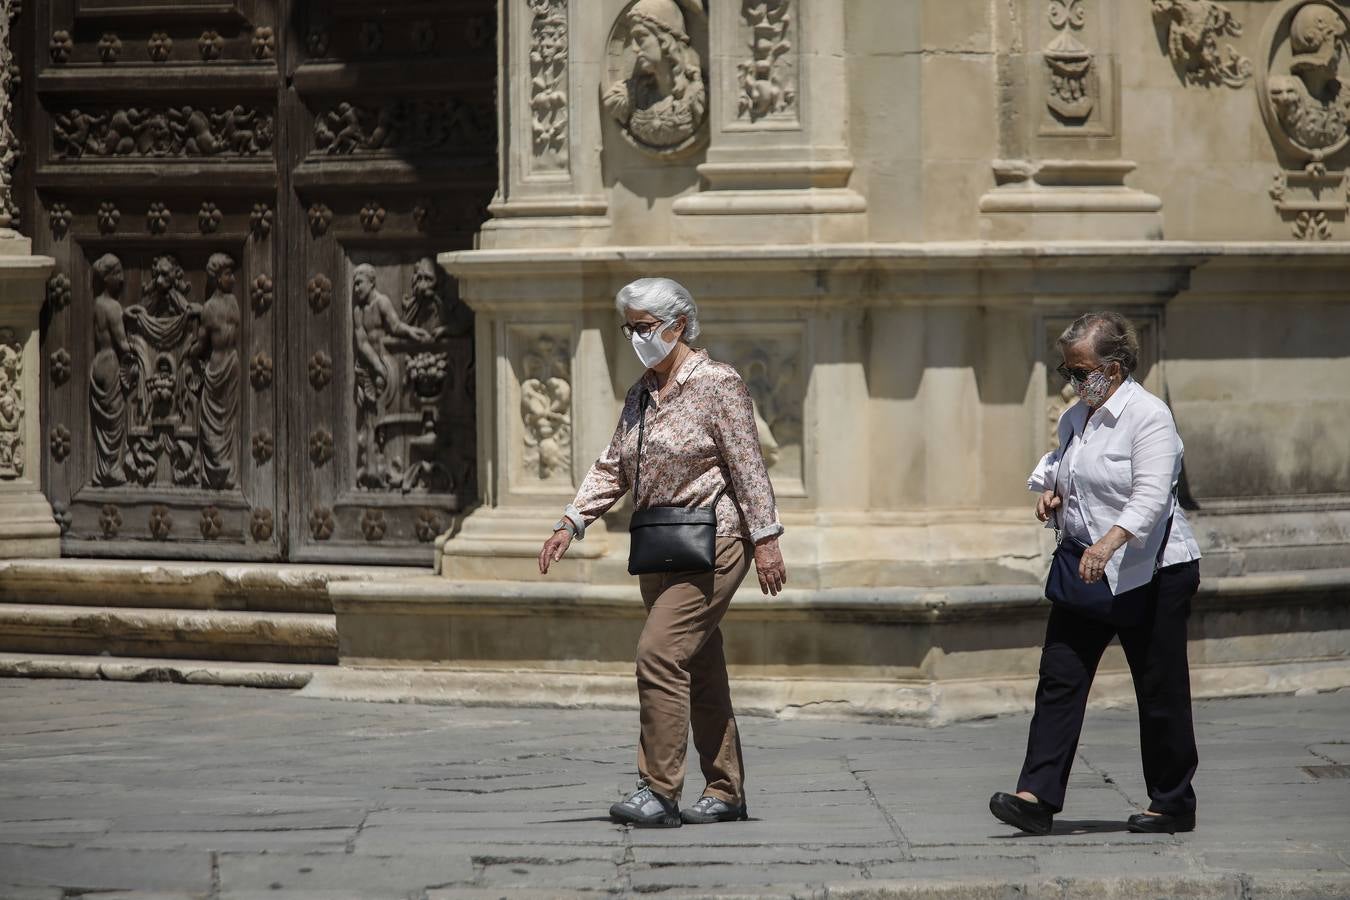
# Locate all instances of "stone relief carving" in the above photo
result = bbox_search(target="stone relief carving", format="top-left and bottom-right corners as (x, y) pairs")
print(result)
(518, 334), (572, 482)
(200, 505), (223, 539)
(361, 509), (387, 541)
(314, 100), (493, 155)
(0, 0), (18, 230)
(99, 504), (121, 538)
(49, 202), (72, 238)
(737, 0), (796, 121)
(148, 32), (173, 63)
(53, 105), (274, 159)
(603, 0), (708, 155)
(1258, 0), (1350, 238)
(1044, 0), (1096, 123)
(146, 202), (171, 234)
(307, 203), (333, 236)
(528, 0), (569, 168)
(50, 30), (72, 64)
(89, 253), (244, 491)
(198, 202), (222, 234)
(0, 328), (23, 479)
(309, 506), (335, 540)
(249, 203), (273, 239)
(1152, 0), (1253, 87)
(352, 260), (471, 494)
(98, 202), (120, 233)
(148, 505), (172, 539)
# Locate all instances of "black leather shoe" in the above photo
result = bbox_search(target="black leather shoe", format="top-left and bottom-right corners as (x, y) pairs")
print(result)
(1127, 811), (1196, 834)
(609, 782), (681, 828)
(680, 795), (748, 824)
(989, 791), (1054, 835)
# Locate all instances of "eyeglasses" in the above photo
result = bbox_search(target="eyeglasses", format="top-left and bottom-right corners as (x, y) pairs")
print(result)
(1056, 363), (1105, 383)
(621, 319), (665, 340)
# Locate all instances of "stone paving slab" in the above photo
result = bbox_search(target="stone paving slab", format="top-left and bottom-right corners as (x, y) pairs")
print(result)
(0, 679), (1347, 898)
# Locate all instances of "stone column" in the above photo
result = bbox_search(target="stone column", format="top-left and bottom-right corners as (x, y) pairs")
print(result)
(478, 0), (611, 249)
(979, 0), (1162, 239)
(671, 0), (866, 243)
(0, 0), (59, 558)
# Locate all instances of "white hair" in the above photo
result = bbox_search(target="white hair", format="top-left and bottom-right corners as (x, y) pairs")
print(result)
(615, 277), (701, 342)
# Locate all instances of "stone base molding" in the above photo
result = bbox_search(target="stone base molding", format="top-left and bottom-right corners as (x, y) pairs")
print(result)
(978, 159), (1164, 240)
(325, 565), (1350, 723)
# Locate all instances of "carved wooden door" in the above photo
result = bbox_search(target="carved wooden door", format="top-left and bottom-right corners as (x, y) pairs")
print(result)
(23, 1), (495, 563)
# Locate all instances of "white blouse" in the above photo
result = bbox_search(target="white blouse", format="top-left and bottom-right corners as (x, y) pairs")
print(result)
(1029, 378), (1201, 595)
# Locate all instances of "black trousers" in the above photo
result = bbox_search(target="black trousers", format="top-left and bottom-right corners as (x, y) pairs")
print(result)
(1017, 559), (1201, 815)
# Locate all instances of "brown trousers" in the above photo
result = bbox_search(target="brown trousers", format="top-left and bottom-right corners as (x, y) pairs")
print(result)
(635, 537), (752, 804)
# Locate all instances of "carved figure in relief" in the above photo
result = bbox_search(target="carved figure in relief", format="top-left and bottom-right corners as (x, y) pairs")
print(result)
(519, 335), (572, 481)
(352, 264), (432, 489)
(528, 0), (569, 161)
(89, 254), (136, 486)
(603, 0), (707, 151)
(0, 331), (22, 479)
(187, 254), (241, 490)
(1268, 4), (1350, 155)
(1152, 0), (1253, 87)
(53, 104), (273, 159)
(401, 257), (470, 340)
(738, 0), (796, 121)
(124, 255), (201, 487)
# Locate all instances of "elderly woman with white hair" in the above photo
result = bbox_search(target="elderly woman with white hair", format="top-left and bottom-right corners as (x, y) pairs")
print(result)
(539, 277), (786, 828)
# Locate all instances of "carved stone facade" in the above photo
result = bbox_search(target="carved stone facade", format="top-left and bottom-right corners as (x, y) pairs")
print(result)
(0, 0), (19, 230)
(517, 333), (572, 483)
(1258, 0), (1350, 238)
(736, 0), (796, 122)
(1044, 0), (1096, 123)
(313, 100), (492, 156)
(528, 0), (569, 169)
(603, 0), (708, 156)
(0, 328), (22, 479)
(1152, 0), (1253, 87)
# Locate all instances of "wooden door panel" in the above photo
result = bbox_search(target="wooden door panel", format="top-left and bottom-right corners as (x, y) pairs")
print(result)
(283, 3), (493, 564)
(28, 0), (284, 559)
(24, 0), (494, 563)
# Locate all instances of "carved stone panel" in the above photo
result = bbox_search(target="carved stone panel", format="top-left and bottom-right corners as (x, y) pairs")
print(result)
(602, 0), (709, 157)
(736, 0), (797, 124)
(1257, 0), (1350, 238)
(527, 0), (569, 172)
(702, 324), (806, 496)
(0, 328), (23, 479)
(507, 328), (573, 489)
(1152, 0), (1253, 88)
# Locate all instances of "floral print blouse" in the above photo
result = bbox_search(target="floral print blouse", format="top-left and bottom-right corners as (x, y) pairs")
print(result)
(563, 350), (784, 544)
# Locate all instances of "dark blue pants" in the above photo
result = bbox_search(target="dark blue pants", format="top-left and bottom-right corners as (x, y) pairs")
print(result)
(1017, 560), (1201, 815)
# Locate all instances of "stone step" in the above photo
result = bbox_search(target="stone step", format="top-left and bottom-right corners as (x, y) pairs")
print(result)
(0, 559), (420, 615)
(0, 652), (317, 688)
(0, 604), (337, 664)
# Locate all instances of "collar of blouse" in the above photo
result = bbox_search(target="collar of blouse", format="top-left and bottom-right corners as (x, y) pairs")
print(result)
(642, 348), (708, 405)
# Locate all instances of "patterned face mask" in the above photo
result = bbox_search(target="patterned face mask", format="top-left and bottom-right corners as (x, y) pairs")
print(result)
(1072, 367), (1113, 407)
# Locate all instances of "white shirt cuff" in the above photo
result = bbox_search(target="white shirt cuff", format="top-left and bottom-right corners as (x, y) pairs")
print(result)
(750, 522), (784, 543)
(563, 505), (586, 541)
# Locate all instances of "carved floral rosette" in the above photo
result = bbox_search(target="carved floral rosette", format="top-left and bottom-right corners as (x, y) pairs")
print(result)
(1256, 0), (1350, 238)
(602, 0), (710, 158)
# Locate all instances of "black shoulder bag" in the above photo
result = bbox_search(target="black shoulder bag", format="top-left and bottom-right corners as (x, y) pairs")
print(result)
(1043, 434), (1175, 627)
(627, 388), (725, 576)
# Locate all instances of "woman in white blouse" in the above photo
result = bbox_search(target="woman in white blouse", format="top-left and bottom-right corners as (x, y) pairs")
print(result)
(989, 312), (1203, 837)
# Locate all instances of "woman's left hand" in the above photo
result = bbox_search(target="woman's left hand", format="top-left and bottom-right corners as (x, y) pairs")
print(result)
(754, 537), (787, 596)
(1079, 526), (1131, 584)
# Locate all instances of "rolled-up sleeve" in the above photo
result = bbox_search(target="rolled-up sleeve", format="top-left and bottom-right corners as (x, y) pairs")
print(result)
(713, 373), (783, 543)
(1027, 447), (1062, 493)
(1114, 409), (1181, 548)
(563, 393), (636, 540)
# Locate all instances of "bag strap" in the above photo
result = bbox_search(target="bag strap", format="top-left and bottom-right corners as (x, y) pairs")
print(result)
(634, 387), (728, 511)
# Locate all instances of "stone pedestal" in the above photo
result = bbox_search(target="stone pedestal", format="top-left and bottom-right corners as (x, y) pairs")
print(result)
(0, 236), (58, 559)
(978, 159), (1163, 240)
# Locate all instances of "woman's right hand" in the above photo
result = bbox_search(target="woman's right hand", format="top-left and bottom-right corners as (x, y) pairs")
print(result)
(1035, 489), (1062, 523)
(538, 528), (573, 575)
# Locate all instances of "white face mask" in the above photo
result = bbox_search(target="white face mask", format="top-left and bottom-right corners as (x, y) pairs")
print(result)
(630, 322), (680, 369)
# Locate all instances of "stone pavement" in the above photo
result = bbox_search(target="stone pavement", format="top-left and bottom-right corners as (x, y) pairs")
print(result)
(0, 679), (1347, 899)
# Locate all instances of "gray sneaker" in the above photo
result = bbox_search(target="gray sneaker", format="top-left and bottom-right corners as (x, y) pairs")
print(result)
(680, 794), (749, 824)
(609, 782), (681, 828)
